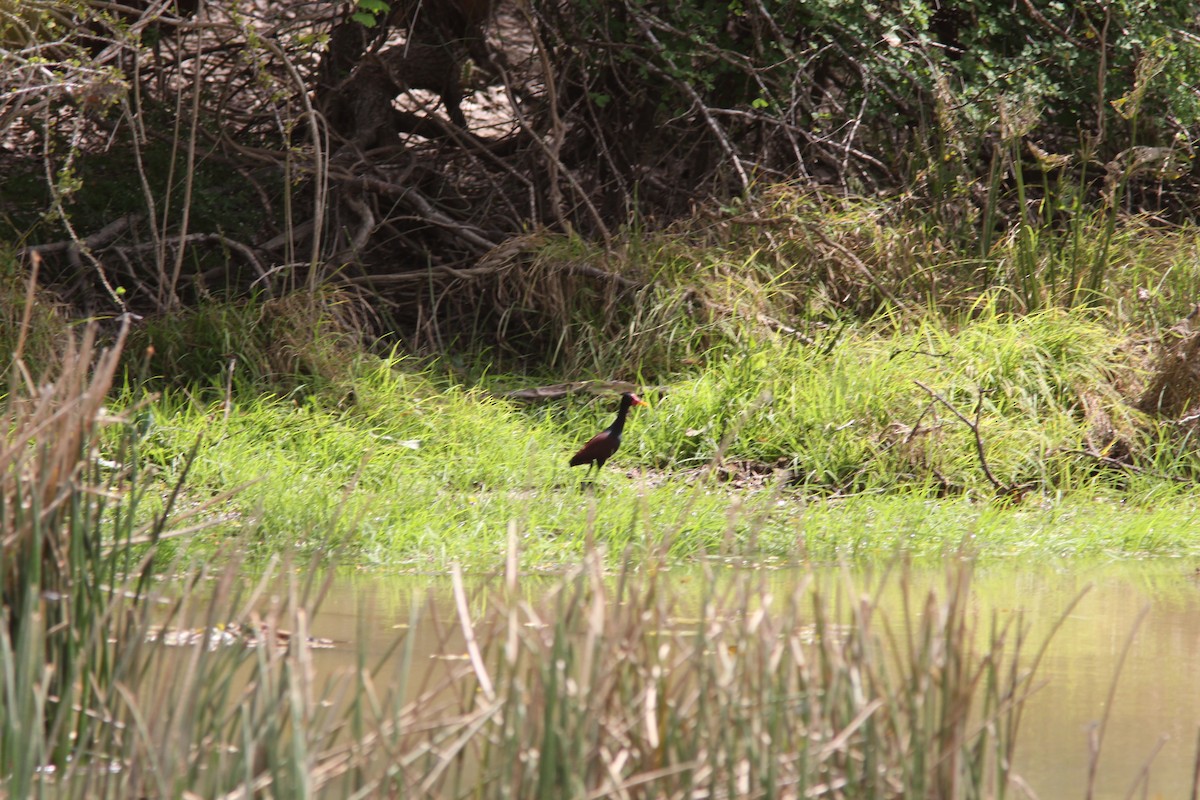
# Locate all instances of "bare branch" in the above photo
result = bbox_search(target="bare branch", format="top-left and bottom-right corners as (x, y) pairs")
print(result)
(913, 381), (1006, 494)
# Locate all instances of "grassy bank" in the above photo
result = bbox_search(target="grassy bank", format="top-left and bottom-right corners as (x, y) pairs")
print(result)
(120, 301), (1198, 570)
(4, 194), (1198, 569)
(4, 321), (1196, 798)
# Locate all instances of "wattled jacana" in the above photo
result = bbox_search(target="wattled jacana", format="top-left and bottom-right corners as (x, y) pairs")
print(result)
(569, 392), (647, 474)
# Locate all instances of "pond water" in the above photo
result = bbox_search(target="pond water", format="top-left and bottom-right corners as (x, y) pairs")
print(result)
(303, 560), (1200, 799)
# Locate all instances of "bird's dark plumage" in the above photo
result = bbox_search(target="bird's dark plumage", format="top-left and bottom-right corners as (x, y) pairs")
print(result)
(569, 392), (647, 471)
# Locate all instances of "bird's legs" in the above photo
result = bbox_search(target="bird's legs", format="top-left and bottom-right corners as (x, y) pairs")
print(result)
(580, 462), (600, 488)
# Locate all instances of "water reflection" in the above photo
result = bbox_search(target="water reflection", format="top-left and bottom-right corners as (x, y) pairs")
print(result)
(305, 561), (1200, 799)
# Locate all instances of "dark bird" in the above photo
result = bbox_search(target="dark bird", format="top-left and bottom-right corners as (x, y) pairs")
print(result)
(569, 392), (648, 474)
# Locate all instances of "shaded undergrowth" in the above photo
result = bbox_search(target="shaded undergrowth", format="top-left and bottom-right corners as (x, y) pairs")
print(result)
(405, 194), (1200, 378)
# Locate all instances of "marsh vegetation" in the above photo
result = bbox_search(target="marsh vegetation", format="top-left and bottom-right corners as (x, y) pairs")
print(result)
(4, 0), (1200, 795)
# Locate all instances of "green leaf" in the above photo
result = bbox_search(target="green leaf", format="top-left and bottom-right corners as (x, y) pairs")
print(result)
(352, 0), (389, 27)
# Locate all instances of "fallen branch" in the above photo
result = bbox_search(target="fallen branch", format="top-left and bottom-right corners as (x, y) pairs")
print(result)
(114, 232), (270, 286)
(329, 171), (499, 253)
(24, 221), (269, 290)
(503, 380), (644, 402)
(22, 213), (144, 257)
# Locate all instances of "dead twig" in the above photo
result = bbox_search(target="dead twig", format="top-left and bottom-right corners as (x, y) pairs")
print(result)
(329, 172), (499, 253)
(1019, 0), (1087, 48)
(913, 381), (1007, 494)
(101, 232), (272, 296)
(632, 12), (750, 194)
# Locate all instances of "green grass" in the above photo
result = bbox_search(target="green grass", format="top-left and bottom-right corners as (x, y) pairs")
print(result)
(413, 195), (1200, 379)
(124, 304), (1200, 570)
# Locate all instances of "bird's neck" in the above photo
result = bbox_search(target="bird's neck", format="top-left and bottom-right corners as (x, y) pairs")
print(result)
(609, 402), (632, 435)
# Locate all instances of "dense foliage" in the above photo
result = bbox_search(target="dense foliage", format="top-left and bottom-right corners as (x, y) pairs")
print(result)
(1, 0), (1196, 333)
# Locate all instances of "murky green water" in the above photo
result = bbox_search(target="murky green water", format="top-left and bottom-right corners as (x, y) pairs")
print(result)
(968, 561), (1200, 800)
(305, 561), (1200, 799)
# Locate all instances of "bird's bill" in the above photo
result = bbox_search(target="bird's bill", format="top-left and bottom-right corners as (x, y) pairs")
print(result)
(630, 393), (649, 407)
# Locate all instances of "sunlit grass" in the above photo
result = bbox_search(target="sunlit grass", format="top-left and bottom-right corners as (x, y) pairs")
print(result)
(125, 305), (1200, 570)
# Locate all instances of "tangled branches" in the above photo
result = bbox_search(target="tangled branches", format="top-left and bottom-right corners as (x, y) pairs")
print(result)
(4, 0), (1196, 331)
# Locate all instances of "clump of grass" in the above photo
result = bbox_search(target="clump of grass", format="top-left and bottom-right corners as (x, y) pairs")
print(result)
(636, 304), (1141, 494)
(370, 554), (1060, 796)
(0, 251), (69, 378)
(128, 286), (377, 397)
(0, 308), (245, 788)
(1, 316), (147, 784)
(454, 552), (1055, 798)
(2, 319), (129, 622)
(0, 305), (332, 792)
